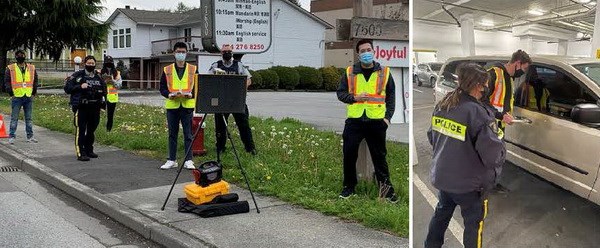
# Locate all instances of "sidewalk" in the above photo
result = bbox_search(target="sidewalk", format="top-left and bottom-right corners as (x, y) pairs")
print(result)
(0, 118), (408, 248)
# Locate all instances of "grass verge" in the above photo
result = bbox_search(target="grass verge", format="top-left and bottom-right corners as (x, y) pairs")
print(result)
(0, 94), (409, 237)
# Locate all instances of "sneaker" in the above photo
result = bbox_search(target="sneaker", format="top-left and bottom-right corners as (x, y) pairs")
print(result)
(339, 187), (355, 199)
(385, 192), (399, 204)
(26, 137), (38, 143)
(8, 138), (14, 145)
(492, 183), (510, 194)
(77, 156), (90, 161)
(183, 160), (195, 169)
(87, 152), (98, 158)
(160, 160), (177, 170)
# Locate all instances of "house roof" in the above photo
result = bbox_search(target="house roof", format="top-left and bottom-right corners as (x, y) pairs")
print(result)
(105, 0), (333, 29)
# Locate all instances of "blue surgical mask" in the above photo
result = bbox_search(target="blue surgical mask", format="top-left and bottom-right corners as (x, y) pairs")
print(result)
(175, 53), (187, 62)
(359, 52), (374, 65)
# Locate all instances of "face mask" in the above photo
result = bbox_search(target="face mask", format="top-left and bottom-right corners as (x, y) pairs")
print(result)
(359, 52), (374, 65)
(85, 65), (96, 72)
(104, 63), (114, 68)
(222, 52), (233, 61)
(16, 57), (25, 63)
(175, 53), (187, 62)
(513, 64), (525, 78)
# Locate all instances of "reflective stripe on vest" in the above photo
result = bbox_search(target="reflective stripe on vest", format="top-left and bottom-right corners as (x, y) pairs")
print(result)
(488, 67), (514, 114)
(164, 63), (197, 109)
(107, 71), (120, 103)
(346, 66), (389, 119)
(9, 63), (35, 97)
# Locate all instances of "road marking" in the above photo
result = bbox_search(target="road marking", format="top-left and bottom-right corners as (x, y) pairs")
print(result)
(414, 105), (435, 110)
(413, 89), (424, 93)
(413, 173), (464, 247)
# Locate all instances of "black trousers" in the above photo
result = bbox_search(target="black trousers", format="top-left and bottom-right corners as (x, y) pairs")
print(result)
(72, 104), (101, 157)
(342, 119), (391, 188)
(425, 190), (488, 248)
(106, 102), (116, 131)
(214, 104), (255, 152)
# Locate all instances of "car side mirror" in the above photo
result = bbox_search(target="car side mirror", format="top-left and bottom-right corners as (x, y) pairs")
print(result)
(571, 103), (600, 125)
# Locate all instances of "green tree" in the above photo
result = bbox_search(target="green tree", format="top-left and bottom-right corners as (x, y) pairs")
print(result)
(175, 2), (192, 13)
(0, 0), (109, 90)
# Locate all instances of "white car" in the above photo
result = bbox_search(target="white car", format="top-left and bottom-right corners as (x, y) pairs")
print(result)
(434, 55), (600, 205)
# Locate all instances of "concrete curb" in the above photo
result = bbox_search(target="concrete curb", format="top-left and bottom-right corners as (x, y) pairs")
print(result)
(0, 143), (213, 248)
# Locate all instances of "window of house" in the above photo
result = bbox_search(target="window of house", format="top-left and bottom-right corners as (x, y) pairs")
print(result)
(184, 28), (192, 42)
(515, 65), (597, 119)
(113, 28), (132, 49)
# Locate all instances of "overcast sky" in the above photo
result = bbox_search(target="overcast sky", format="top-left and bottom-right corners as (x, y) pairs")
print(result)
(97, 0), (311, 21)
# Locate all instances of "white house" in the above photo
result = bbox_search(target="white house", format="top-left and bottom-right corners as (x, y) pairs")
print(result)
(104, 2), (333, 88)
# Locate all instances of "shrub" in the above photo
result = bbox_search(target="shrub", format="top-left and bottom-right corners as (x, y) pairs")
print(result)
(271, 66), (300, 90)
(295, 66), (323, 90)
(320, 66), (342, 91)
(249, 70), (263, 89)
(258, 69), (279, 90)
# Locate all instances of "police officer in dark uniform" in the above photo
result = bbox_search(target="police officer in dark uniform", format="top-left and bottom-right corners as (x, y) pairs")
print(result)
(208, 44), (256, 156)
(425, 63), (506, 248)
(64, 55), (107, 161)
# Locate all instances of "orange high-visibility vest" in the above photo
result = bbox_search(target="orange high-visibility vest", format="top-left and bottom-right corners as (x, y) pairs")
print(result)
(346, 66), (390, 119)
(488, 67), (514, 114)
(8, 63), (35, 97)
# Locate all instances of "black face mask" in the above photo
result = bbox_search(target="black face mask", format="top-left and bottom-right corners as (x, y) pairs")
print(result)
(222, 52), (233, 61)
(513, 64), (525, 78)
(16, 57), (25, 63)
(85, 65), (96, 73)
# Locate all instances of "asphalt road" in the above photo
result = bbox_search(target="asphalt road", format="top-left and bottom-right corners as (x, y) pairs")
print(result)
(412, 84), (600, 248)
(0, 157), (162, 248)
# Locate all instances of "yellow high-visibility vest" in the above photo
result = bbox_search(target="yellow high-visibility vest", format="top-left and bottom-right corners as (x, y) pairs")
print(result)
(164, 63), (197, 109)
(346, 66), (390, 119)
(107, 71), (120, 103)
(8, 63), (35, 97)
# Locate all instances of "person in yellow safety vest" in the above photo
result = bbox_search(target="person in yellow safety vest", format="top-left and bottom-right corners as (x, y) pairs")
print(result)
(336, 39), (398, 203)
(484, 49), (532, 194)
(100, 55), (122, 131)
(4, 50), (39, 145)
(159, 42), (197, 170)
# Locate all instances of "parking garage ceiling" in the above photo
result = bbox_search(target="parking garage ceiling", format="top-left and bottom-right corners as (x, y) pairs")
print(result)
(415, 0), (598, 36)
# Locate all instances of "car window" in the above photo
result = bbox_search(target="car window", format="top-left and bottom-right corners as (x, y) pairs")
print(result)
(430, 64), (442, 72)
(418, 64), (426, 70)
(439, 61), (462, 89)
(574, 63), (600, 87)
(514, 65), (597, 119)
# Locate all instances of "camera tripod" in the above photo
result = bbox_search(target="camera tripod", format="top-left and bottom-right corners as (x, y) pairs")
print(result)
(161, 113), (260, 213)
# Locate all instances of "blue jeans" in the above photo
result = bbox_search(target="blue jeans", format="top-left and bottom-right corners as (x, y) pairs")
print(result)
(166, 107), (193, 161)
(9, 96), (33, 139)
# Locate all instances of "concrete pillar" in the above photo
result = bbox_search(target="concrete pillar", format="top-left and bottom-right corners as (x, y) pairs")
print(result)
(558, 39), (568, 56)
(520, 36), (534, 53)
(460, 14), (476, 56)
(592, 2), (600, 58)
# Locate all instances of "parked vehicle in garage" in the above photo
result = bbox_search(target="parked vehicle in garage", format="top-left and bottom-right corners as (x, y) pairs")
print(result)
(434, 55), (600, 205)
(414, 62), (443, 87)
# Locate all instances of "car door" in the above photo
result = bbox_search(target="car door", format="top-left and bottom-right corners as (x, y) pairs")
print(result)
(505, 63), (600, 200)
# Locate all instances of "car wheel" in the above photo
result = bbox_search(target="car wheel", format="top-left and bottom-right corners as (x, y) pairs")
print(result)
(415, 75), (422, 86)
(430, 78), (436, 88)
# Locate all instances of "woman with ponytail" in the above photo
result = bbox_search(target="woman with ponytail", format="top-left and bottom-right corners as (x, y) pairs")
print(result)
(425, 63), (506, 248)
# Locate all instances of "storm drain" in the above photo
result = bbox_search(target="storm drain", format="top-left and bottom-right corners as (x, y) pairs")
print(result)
(0, 166), (20, 172)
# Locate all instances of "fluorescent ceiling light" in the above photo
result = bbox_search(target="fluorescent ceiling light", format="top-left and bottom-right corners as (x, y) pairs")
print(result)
(528, 9), (545, 16)
(576, 0), (592, 3)
(590, 1), (597, 5)
(480, 20), (494, 26)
